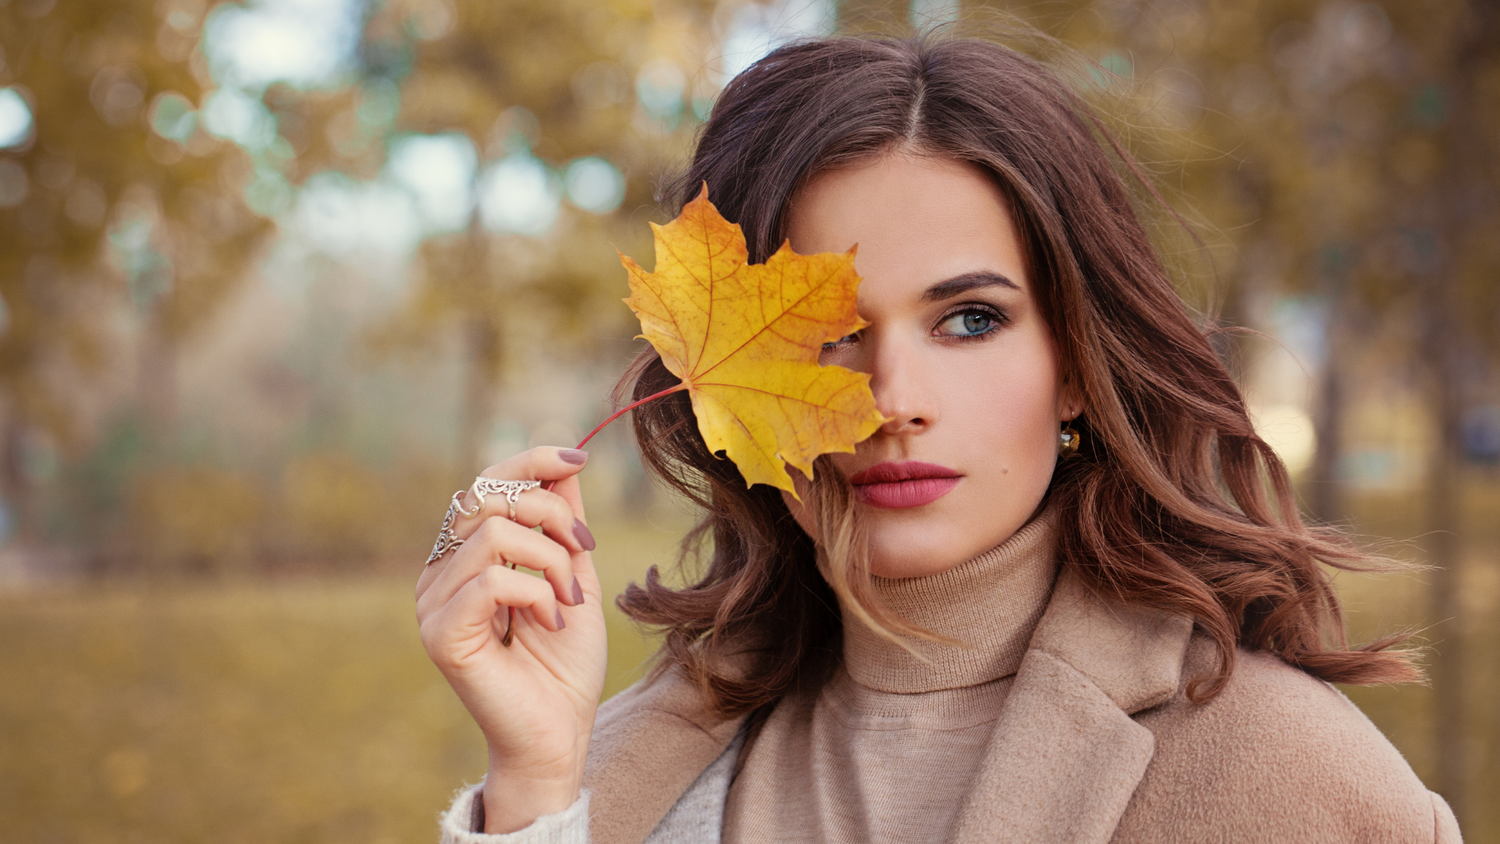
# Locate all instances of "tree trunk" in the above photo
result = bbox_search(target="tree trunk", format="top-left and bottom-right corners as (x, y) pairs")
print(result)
(1307, 282), (1348, 525)
(0, 399), (33, 544)
(456, 315), (500, 476)
(455, 219), (500, 477)
(1425, 314), (1464, 822)
(137, 317), (178, 452)
(1422, 1), (1495, 825)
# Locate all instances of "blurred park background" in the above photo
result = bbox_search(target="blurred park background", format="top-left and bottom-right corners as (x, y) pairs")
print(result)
(0, 0), (1496, 840)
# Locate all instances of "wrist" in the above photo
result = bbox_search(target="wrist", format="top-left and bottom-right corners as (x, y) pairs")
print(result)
(481, 763), (584, 834)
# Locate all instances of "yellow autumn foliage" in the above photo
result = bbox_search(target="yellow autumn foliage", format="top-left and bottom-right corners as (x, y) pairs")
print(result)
(621, 184), (887, 495)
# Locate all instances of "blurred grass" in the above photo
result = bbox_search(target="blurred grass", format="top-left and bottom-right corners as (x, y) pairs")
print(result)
(1, 492), (1496, 842)
(0, 515), (687, 844)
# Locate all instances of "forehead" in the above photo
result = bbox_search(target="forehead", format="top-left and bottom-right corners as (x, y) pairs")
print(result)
(784, 154), (1029, 301)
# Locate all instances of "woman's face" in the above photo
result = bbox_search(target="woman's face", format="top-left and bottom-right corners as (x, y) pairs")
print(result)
(783, 152), (1080, 578)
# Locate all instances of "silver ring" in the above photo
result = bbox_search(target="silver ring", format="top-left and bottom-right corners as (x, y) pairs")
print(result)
(424, 491), (469, 566)
(459, 478), (541, 520)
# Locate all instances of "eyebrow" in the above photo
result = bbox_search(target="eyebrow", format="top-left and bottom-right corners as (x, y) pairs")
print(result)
(920, 271), (1020, 302)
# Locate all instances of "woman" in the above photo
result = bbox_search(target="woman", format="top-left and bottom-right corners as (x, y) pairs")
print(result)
(415, 33), (1462, 843)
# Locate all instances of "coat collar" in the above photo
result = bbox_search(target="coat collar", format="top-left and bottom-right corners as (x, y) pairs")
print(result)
(584, 565), (1194, 844)
(951, 566), (1193, 843)
(582, 662), (747, 844)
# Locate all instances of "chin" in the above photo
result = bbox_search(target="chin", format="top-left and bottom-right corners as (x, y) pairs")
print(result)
(864, 530), (968, 579)
(860, 493), (1041, 578)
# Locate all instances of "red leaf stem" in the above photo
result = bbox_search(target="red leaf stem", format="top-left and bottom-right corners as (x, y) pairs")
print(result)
(513, 383), (684, 644)
(574, 383), (686, 451)
(540, 382), (686, 493)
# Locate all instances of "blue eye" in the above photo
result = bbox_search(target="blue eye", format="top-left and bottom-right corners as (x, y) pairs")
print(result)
(822, 332), (859, 351)
(937, 310), (996, 337)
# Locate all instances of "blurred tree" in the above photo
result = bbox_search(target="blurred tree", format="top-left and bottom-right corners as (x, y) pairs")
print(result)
(0, 0), (272, 545)
(269, 0), (718, 475)
(1407, 0), (1498, 823)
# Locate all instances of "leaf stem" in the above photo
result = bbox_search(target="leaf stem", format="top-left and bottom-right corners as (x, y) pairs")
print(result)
(572, 383), (686, 451)
(521, 382), (685, 643)
(537, 383), (685, 498)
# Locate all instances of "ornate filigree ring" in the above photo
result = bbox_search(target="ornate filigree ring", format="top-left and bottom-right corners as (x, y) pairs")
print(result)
(458, 478), (542, 521)
(424, 490), (470, 566)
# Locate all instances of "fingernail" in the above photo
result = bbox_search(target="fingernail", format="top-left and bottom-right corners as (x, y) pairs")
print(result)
(560, 449), (589, 465)
(572, 519), (596, 551)
(571, 576), (585, 606)
(554, 608), (567, 630)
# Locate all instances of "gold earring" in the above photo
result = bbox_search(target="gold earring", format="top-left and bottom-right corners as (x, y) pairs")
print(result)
(1059, 423), (1081, 455)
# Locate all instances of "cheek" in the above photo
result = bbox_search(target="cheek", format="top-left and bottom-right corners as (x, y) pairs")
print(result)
(780, 480), (819, 542)
(959, 345), (1063, 467)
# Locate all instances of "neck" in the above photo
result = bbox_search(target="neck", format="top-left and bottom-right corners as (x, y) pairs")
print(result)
(841, 504), (1060, 694)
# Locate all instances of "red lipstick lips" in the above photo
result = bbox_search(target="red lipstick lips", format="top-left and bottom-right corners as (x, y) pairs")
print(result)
(848, 461), (962, 509)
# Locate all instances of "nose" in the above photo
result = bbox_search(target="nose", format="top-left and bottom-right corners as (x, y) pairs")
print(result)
(866, 329), (936, 435)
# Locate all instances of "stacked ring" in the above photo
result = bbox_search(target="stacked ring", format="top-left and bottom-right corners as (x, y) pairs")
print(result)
(423, 477), (546, 647)
(460, 478), (542, 520)
(423, 490), (470, 567)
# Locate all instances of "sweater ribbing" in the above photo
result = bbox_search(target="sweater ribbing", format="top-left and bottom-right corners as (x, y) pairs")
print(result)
(842, 505), (1060, 694)
(723, 504), (1061, 843)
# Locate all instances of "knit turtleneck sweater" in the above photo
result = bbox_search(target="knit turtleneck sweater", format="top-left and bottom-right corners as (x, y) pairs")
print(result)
(722, 505), (1061, 843)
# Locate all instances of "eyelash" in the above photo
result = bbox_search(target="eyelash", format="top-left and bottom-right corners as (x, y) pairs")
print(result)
(934, 303), (1008, 342)
(820, 303), (1009, 351)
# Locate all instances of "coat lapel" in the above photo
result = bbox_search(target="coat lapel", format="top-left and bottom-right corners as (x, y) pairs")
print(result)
(585, 568), (1193, 844)
(583, 668), (747, 844)
(952, 567), (1194, 843)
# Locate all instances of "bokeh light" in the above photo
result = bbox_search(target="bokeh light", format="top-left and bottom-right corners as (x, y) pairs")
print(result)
(563, 157), (626, 215)
(0, 87), (34, 148)
(636, 58), (687, 124)
(203, 0), (362, 90)
(201, 88), (277, 148)
(1252, 404), (1319, 474)
(478, 152), (561, 236)
(149, 92), (197, 142)
(294, 171), (423, 258)
(386, 133), (478, 234)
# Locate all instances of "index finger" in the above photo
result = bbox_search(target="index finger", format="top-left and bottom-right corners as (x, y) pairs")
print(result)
(477, 447), (588, 522)
(477, 446), (590, 486)
(420, 446), (590, 603)
(464, 446), (590, 518)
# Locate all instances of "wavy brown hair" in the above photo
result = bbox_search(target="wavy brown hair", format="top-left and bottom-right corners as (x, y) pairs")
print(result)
(615, 31), (1417, 715)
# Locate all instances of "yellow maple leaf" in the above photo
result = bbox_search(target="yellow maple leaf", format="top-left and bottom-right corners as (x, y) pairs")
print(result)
(620, 184), (886, 497)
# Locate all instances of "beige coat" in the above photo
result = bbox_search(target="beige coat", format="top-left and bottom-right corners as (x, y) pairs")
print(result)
(580, 568), (1462, 843)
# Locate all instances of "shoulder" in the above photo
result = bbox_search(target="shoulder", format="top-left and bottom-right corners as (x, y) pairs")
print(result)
(589, 667), (743, 779)
(1121, 634), (1459, 843)
(583, 668), (748, 844)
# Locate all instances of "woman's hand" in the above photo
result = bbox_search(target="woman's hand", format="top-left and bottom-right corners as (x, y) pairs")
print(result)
(414, 447), (607, 834)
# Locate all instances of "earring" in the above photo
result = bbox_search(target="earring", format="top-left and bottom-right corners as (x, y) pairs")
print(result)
(1059, 423), (1081, 455)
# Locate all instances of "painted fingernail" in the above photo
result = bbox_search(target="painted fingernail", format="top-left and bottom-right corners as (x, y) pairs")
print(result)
(554, 608), (567, 630)
(572, 519), (597, 551)
(571, 576), (585, 606)
(559, 449), (589, 465)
